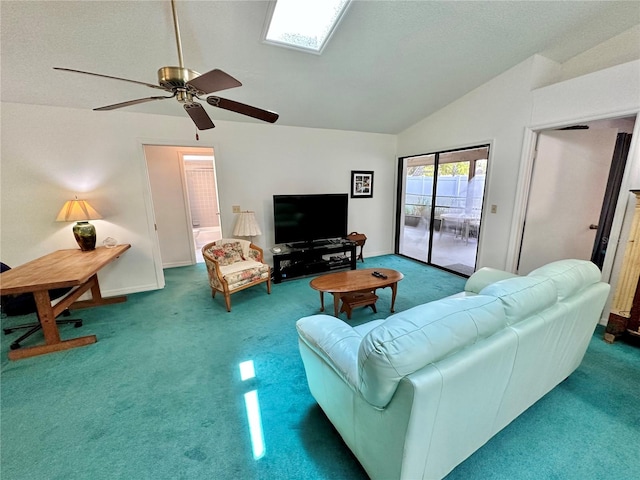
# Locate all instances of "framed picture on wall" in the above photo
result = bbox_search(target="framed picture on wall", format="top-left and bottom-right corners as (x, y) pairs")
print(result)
(350, 171), (374, 198)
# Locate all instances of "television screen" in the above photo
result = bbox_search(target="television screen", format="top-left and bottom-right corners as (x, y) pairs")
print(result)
(273, 194), (348, 245)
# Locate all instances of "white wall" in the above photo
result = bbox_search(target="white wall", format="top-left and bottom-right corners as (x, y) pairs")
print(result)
(398, 57), (640, 272)
(0, 103), (396, 295)
(3, 45), (636, 298)
(560, 25), (640, 83)
(212, 122), (398, 263)
(398, 55), (553, 270)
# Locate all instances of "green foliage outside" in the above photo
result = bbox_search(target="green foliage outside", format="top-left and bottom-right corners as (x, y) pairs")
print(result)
(407, 162), (470, 177)
(407, 159), (486, 178)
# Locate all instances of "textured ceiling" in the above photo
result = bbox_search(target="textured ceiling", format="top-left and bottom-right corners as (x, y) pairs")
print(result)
(2, 1), (638, 134)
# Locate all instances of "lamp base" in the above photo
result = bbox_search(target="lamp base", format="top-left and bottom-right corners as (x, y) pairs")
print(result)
(73, 221), (97, 251)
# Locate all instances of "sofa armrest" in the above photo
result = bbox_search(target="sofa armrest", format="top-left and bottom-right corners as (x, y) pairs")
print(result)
(296, 315), (362, 390)
(465, 267), (519, 294)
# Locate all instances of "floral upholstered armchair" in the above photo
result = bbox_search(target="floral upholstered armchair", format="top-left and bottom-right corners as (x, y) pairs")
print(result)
(202, 239), (271, 312)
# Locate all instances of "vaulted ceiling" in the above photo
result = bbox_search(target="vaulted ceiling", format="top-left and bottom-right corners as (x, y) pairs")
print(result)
(2, 1), (638, 134)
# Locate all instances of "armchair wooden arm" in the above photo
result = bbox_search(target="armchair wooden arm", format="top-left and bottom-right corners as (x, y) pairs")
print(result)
(248, 243), (265, 262)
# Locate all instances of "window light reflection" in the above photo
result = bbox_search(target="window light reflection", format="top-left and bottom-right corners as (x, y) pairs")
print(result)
(239, 360), (265, 460)
(239, 360), (256, 381)
(244, 390), (266, 460)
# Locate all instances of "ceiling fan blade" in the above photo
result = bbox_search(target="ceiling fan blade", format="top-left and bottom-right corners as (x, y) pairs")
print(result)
(184, 103), (215, 130)
(94, 96), (174, 111)
(187, 69), (242, 95)
(206, 96), (279, 123)
(54, 67), (168, 91)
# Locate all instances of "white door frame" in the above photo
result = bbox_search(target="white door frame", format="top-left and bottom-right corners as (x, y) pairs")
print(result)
(507, 114), (640, 286)
(176, 150), (198, 265)
(137, 137), (218, 285)
(516, 128), (618, 274)
(396, 143), (492, 275)
(179, 151), (222, 261)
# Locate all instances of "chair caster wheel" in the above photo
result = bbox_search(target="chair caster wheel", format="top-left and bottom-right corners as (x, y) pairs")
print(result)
(10, 343), (20, 350)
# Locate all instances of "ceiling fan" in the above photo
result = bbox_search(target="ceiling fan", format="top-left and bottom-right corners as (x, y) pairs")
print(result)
(54, 0), (278, 130)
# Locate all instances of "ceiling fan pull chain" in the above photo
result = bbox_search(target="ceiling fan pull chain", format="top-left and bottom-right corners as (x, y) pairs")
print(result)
(195, 128), (199, 141)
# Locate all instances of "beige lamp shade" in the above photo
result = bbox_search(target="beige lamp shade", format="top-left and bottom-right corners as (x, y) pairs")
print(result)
(233, 211), (262, 237)
(56, 198), (102, 251)
(56, 199), (102, 222)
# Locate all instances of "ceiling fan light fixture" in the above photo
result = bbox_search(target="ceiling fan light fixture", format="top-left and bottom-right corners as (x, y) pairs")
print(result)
(157, 66), (201, 90)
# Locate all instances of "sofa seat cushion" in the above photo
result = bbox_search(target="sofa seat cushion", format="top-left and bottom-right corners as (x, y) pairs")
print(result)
(220, 260), (269, 290)
(358, 295), (506, 408)
(528, 259), (602, 301)
(479, 275), (557, 326)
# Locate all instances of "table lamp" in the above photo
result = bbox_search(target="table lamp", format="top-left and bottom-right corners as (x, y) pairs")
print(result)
(56, 197), (103, 251)
(233, 211), (262, 243)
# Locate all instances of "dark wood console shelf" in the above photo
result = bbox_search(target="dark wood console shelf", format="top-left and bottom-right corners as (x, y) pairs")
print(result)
(272, 241), (357, 283)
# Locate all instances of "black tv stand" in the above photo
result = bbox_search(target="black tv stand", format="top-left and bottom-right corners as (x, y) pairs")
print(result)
(287, 239), (333, 249)
(272, 240), (357, 283)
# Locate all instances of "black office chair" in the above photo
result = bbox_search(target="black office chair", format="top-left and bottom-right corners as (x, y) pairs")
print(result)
(0, 262), (82, 350)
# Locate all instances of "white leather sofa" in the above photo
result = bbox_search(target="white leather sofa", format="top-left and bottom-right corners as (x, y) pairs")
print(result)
(296, 259), (610, 480)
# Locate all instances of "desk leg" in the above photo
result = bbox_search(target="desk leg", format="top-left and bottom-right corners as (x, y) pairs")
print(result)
(318, 291), (325, 312)
(390, 282), (398, 313)
(71, 274), (127, 309)
(34, 290), (60, 344)
(8, 290), (97, 361)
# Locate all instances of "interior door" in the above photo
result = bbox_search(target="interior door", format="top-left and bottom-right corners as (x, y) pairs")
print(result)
(517, 128), (618, 274)
(144, 145), (197, 268)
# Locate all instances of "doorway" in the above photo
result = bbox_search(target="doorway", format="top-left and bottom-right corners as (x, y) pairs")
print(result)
(182, 153), (222, 262)
(144, 145), (221, 268)
(517, 117), (635, 274)
(396, 145), (489, 276)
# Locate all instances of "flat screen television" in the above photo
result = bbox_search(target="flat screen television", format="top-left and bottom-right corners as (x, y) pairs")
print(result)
(273, 193), (348, 246)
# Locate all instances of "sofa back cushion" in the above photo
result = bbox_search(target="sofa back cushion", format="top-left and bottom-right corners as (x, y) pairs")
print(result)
(479, 276), (557, 326)
(464, 267), (518, 294)
(528, 259), (602, 301)
(358, 295), (506, 408)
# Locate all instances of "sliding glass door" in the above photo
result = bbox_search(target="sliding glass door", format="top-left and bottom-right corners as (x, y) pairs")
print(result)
(396, 145), (489, 276)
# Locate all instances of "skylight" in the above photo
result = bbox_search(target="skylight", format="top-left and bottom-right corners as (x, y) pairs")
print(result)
(264, 0), (351, 54)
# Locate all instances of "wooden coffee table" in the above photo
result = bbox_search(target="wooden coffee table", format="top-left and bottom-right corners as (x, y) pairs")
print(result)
(309, 268), (404, 317)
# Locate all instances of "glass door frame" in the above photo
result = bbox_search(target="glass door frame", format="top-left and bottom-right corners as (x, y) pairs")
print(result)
(395, 144), (490, 276)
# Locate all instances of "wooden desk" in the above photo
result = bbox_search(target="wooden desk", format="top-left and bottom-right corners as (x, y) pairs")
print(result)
(0, 245), (131, 360)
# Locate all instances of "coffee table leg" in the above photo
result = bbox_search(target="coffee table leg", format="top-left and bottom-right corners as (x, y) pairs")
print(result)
(332, 293), (340, 317)
(318, 291), (325, 312)
(390, 282), (398, 313)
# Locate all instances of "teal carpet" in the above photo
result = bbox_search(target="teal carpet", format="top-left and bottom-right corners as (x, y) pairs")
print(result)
(1, 255), (638, 479)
